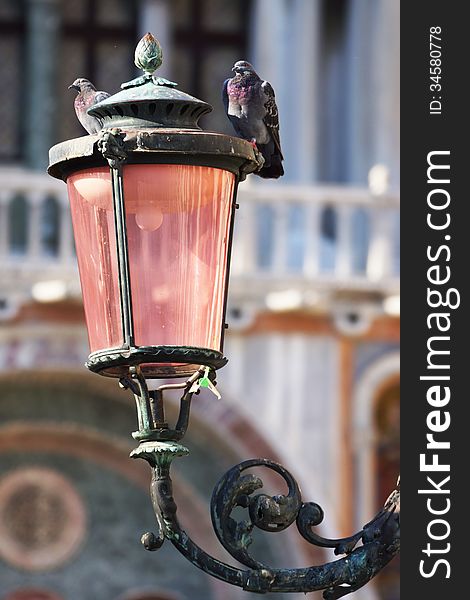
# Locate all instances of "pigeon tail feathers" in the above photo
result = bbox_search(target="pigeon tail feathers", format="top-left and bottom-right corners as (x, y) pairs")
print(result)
(257, 149), (284, 179)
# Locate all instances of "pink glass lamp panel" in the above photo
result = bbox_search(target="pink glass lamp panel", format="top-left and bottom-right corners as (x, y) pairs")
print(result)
(124, 164), (235, 350)
(67, 168), (123, 353)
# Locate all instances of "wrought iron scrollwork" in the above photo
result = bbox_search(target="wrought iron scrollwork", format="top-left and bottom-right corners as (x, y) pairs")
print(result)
(131, 432), (400, 598)
(210, 459), (399, 597)
(122, 369), (399, 598)
(210, 459), (302, 570)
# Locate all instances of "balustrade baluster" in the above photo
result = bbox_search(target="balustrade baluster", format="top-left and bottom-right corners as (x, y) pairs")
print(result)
(271, 201), (289, 275)
(303, 202), (321, 278)
(336, 204), (354, 278)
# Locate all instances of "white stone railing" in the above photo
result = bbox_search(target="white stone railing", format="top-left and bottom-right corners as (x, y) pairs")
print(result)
(0, 167), (78, 312)
(0, 167), (399, 314)
(0, 167), (73, 257)
(231, 181), (400, 303)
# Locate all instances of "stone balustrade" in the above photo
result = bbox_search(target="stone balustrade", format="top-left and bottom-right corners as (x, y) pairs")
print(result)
(0, 167), (399, 318)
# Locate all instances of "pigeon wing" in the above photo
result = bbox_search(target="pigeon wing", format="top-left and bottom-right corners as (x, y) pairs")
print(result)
(84, 90), (111, 134)
(94, 90), (111, 104)
(261, 81), (283, 160)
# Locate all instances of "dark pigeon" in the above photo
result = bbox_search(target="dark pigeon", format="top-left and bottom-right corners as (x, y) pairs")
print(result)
(223, 61), (284, 179)
(69, 78), (110, 135)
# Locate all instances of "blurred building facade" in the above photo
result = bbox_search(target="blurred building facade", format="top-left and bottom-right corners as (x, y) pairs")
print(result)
(0, 1), (399, 599)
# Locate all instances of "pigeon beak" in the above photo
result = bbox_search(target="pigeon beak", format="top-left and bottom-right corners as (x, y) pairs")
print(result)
(68, 84), (79, 91)
(231, 67), (237, 72)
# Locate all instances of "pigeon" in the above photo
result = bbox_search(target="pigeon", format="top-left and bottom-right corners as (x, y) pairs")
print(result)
(223, 61), (284, 179)
(69, 78), (110, 134)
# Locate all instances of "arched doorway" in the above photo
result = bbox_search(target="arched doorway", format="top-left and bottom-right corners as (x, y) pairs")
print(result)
(353, 352), (400, 600)
(374, 380), (400, 505)
(373, 379), (400, 600)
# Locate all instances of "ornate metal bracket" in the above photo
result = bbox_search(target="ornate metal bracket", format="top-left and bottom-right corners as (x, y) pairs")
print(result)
(97, 128), (127, 169)
(119, 366), (210, 441)
(123, 373), (400, 598)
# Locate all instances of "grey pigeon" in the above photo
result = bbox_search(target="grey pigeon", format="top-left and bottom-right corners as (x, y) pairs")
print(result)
(69, 78), (110, 134)
(223, 61), (284, 179)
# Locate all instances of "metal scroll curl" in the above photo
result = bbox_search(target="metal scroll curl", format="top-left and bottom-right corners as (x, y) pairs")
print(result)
(210, 459), (303, 570)
(208, 459), (400, 597)
(134, 436), (399, 598)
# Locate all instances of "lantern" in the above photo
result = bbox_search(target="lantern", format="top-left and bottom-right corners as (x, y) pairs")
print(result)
(48, 34), (258, 380)
(47, 34), (399, 597)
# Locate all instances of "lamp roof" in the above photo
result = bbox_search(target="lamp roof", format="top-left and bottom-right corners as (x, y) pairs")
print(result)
(88, 33), (211, 130)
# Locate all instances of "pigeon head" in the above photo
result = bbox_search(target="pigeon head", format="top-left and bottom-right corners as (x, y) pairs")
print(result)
(232, 61), (257, 75)
(68, 78), (96, 93)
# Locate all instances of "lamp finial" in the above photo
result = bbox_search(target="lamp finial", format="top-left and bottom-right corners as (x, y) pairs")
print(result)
(121, 32), (177, 89)
(135, 32), (163, 75)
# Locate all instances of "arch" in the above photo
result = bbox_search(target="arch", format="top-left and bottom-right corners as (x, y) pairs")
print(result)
(374, 379), (400, 507)
(352, 352), (400, 600)
(0, 422), (228, 600)
(0, 367), (322, 589)
(373, 381), (400, 600)
(353, 351), (400, 526)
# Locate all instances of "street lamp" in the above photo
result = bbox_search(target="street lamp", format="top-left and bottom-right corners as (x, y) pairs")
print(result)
(48, 34), (399, 598)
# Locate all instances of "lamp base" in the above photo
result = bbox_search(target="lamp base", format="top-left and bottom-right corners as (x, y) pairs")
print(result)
(86, 345), (227, 378)
(130, 440), (189, 465)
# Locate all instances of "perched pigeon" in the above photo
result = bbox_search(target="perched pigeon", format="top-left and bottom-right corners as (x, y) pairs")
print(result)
(223, 61), (284, 179)
(69, 78), (110, 134)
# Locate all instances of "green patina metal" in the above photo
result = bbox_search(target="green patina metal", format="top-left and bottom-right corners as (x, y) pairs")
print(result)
(87, 32), (210, 131)
(130, 425), (400, 599)
(130, 440), (189, 468)
(126, 361), (399, 598)
(134, 32), (164, 76)
(47, 32), (400, 597)
(88, 82), (210, 130)
(48, 30), (259, 381)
